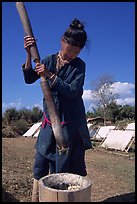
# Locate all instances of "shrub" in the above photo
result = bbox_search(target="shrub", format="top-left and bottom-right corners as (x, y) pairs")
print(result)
(13, 119), (29, 136)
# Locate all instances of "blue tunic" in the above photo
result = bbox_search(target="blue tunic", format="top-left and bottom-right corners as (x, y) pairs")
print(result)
(22, 54), (92, 174)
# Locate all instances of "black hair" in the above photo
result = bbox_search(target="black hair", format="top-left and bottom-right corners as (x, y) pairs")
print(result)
(63, 18), (87, 49)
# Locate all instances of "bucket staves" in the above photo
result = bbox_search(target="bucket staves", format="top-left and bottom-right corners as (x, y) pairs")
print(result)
(39, 173), (92, 202)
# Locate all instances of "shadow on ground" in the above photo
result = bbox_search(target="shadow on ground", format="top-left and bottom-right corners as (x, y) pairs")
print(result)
(2, 189), (19, 202)
(102, 192), (135, 202)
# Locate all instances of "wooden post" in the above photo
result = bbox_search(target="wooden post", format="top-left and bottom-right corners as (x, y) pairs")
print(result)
(39, 173), (91, 202)
(16, 2), (68, 151)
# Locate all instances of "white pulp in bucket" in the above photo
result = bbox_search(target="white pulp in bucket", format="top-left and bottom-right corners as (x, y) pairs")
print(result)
(42, 173), (91, 191)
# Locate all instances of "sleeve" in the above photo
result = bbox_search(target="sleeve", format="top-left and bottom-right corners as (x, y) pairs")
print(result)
(51, 62), (85, 98)
(22, 64), (40, 84)
(22, 55), (50, 84)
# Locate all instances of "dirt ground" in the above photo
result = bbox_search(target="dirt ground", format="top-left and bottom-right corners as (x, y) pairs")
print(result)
(2, 137), (135, 202)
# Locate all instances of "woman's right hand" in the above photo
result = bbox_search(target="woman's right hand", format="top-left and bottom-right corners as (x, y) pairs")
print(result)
(24, 36), (36, 55)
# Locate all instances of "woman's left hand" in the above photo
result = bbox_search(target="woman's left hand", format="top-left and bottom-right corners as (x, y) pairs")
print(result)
(35, 63), (51, 78)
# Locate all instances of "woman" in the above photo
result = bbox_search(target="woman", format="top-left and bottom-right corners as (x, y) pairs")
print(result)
(22, 18), (92, 201)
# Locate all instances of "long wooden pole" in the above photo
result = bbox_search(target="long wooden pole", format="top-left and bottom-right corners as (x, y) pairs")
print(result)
(16, 2), (68, 152)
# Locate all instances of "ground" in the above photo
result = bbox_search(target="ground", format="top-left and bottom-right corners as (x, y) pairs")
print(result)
(2, 137), (135, 202)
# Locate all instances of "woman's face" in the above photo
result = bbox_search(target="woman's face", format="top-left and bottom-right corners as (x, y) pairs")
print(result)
(60, 38), (81, 61)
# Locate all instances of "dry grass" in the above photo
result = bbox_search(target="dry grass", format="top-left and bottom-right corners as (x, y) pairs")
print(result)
(2, 137), (135, 202)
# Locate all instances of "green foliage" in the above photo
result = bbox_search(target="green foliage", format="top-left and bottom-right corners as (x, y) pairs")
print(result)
(12, 119), (29, 135)
(2, 106), (43, 138)
(17, 108), (33, 123)
(30, 106), (43, 123)
(105, 102), (122, 122)
(120, 105), (135, 120)
(86, 103), (135, 123)
(89, 73), (134, 124)
(2, 107), (19, 125)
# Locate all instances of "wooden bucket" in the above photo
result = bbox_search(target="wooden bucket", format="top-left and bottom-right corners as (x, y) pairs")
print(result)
(39, 173), (91, 202)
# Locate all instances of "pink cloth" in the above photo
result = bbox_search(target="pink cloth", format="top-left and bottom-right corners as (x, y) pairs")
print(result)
(42, 112), (66, 129)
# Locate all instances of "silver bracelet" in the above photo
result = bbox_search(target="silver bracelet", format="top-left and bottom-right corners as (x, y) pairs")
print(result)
(49, 74), (56, 80)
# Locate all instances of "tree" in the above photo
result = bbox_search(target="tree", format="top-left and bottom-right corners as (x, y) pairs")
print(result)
(13, 119), (29, 135)
(18, 108), (33, 124)
(2, 106), (43, 138)
(106, 102), (122, 122)
(2, 107), (19, 125)
(90, 73), (119, 125)
(30, 106), (43, 123)
(120, 105), (135, 120)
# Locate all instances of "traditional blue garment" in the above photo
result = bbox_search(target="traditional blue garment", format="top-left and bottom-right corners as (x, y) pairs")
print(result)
(22, 53), (92, 177)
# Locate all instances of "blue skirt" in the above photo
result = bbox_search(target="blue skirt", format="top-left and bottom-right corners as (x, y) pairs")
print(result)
(33, 124), (87, 179)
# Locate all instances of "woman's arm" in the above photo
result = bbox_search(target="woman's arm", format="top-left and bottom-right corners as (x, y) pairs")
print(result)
(22, 64), (40, 84)
(22, 36), (40, 84)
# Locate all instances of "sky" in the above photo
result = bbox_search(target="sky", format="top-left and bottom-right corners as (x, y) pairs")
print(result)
(2, 2), (135, 114)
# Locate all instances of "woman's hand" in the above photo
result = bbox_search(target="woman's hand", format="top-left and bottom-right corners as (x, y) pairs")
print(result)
(35, 63), (52, 78)
(24, 36), (36, 55)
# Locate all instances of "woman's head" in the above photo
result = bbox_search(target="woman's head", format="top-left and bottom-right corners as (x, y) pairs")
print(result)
(63, 18), (87, 49)
(60, 19), (87, 61)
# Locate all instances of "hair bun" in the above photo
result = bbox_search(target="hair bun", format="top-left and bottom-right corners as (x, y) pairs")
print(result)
(70, 18), (84, 30)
